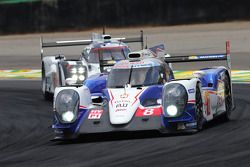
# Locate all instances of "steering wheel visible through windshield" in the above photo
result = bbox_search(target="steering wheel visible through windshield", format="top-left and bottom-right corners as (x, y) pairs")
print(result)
(107, 66), (163, 88)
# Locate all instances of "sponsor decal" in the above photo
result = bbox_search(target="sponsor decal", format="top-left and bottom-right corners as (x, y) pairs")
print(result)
(113, 99), (131, 112)
(120, 93), (129, 98)
(185, 122), (197, 127)
(188, 88), (195, 94)
(116, 103), (128, 108)
(107, 60), (116, 64)
(114, 100), (131, 104)
(115, 108), (127, 112)
(203, 90), (215, 116)
(217, 80), (225, 106)
(188, 56), (198, 60)
(197, 54), (225, 59)
(88, 109), (103, 119)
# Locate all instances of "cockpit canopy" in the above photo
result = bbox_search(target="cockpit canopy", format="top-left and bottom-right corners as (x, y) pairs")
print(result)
(84, 46), (130, 64)
(107, 59), (172, 88)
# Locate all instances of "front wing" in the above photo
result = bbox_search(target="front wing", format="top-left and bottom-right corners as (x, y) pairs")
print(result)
(52, 103), (198, 139)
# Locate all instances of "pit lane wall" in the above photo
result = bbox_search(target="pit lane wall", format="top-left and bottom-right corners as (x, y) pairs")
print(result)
(0, 0), (249, 34)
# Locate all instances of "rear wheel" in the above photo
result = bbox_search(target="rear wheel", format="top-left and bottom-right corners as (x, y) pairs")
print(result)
(195, 85), (204, 131)
(221, 74), (232, 121)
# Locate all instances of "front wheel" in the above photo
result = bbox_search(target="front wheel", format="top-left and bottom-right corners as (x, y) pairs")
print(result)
(195, 84), (204, 131)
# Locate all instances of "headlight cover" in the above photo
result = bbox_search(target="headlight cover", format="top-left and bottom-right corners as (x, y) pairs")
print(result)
(55, 89), (79, 123)
(163, 83), (188, 117)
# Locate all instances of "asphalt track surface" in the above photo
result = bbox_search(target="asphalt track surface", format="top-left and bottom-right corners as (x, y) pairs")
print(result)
(0, 80), (250, 167)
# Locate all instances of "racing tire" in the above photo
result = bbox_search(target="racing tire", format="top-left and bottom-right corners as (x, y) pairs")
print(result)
(221, 74), (232, 121)
(195, 84), (204, 131)
(42, 64), (53, 101)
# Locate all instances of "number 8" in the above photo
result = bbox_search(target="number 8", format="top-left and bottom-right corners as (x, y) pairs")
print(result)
(143, 109), (154, 116)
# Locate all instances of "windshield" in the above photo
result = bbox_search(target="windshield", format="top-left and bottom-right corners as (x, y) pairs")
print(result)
(88, 47), (129, 63)
(107, 66), (163, 88)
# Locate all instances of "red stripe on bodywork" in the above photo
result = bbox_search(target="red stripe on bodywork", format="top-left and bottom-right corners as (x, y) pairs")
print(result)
(188, 100), (196, 103)
(132, 89), (143, 106)
(109, 90), (115, 106)
(79, 105), (86, 109)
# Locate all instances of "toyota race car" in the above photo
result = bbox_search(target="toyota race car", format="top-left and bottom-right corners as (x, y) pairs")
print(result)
(52, 42), (234, 140)
(40, 31), (144, 100)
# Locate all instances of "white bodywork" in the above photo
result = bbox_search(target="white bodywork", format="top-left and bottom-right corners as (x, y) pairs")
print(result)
(108, 88), (146, 124)
(42, 56), (60, 94)
(42, 56), (88, 95)
(42, 36), (132, 96)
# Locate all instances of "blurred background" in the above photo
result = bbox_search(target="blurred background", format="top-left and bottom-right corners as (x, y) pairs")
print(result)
(0, 0), (249, 34)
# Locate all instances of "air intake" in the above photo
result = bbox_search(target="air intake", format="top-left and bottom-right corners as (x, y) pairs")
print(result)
(103, 35), (111, 40)
(128, 52), (142, 60)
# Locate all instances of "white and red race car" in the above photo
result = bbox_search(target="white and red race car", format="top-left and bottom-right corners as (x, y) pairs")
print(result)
(40, 31), (144, 100)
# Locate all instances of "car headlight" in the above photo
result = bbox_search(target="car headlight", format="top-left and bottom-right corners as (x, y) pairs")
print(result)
(79, 75), (85, 81)
(163, 83), (188, 117)
(55, 89), (79, 123)
(71, 68), (77, 74)
(66, 66), (88, 85)
(78, 67), (85, 74)
(72, 74), (78, 81)
(166, 105), (178, 116)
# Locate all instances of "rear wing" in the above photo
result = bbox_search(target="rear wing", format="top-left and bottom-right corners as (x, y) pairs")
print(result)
(40, 30), (144, 60)
(164, 41), (232, 73)
(117, 30), (144, 50)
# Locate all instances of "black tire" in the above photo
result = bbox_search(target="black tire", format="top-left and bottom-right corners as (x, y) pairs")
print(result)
(42, 63), (53, 101)
(221, 74), (232, 121)
(195, 84), (204, 131)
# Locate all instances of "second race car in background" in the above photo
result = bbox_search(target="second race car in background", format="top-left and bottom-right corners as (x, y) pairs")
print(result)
(40, 31), (144, 100)
(51, 41), (235, 140)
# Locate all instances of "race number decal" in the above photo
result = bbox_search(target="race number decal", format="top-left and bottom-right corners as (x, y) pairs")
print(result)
(135, 107), (162, 117)
(88, 109), (103, 119)
(143, 109), (154, 116)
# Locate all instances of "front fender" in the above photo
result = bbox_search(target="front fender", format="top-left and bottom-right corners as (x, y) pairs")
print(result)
(163, 78), (200, 102)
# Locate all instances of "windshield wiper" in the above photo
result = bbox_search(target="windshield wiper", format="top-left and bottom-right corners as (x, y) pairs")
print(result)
(128, 65), (133, 85)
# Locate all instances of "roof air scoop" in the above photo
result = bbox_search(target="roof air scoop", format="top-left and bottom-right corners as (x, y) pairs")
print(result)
(128, 52), (142, 61)
(103, 35), (111, 40)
